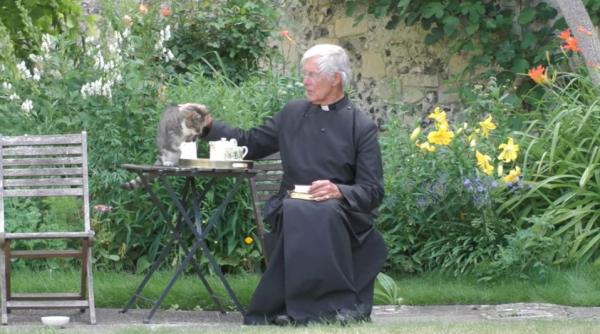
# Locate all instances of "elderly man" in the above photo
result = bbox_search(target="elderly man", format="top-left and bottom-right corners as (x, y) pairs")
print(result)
(202, 44), (387, 325)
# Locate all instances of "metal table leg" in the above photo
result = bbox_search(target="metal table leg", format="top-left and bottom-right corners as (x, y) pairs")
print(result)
(161, 176), (246, 313)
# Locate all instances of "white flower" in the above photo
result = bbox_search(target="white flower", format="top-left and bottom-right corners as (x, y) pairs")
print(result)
(16, 61), (32, 79)
(33, 68), (42, 81)
(20, 99), (33, 113)
(29, 54), (43, 63)
(41, 34), (55, 54)
(9, 93), (20, 101)
(2, 82), (12, 91)
(167, 49), (174, 61)
(0, 64), (5, 72)
(101, 81), (112, 99)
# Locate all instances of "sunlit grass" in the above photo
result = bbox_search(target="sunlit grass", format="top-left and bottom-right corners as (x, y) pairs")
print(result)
(8, 264), (600, 312)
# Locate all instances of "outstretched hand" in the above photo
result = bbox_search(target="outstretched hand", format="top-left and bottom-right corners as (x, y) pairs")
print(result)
(202, 113), (212, 137)
(310, 180), (342, 201)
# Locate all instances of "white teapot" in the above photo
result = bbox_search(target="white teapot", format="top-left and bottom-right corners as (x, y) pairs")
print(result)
(209, 138), (239, 160)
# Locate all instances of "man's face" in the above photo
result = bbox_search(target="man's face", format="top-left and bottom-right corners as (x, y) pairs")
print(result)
(302, 56), (339, 105)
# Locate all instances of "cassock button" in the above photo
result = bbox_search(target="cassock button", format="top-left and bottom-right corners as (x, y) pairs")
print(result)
(320, 128), (325, 132)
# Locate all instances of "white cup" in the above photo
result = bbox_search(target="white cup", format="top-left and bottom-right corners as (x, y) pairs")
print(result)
(180, 142), (197, 159)
(224, 146), (248, 161)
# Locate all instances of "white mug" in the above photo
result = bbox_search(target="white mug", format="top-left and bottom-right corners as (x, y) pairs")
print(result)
(224, 146), (248, 161)
(179, 142), (197, 159)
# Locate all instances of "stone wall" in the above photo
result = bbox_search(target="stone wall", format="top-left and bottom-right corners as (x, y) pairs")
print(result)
(275, 0), (467, 127)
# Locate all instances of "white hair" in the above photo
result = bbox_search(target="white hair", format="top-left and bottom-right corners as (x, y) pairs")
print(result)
(301, 44), (352, 88)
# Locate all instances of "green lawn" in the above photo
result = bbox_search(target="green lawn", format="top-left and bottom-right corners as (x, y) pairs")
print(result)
(8, 264), (600, 311)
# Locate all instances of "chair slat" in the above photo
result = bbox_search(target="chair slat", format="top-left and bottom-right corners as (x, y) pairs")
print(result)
(11, 249), (83, 259)
(3, 157), (83, 166)
(7, 300), (89, 308)
(253, 163), (282, 171)
(2, 146), (82, 156)
(0, 134), (82, 146)
(11, 293), (82, 300)
(2, 167), (83, 177)
(254, 173), (283, 182)
(4, 178), (83, 187)
(5, 231), (93, 239)
(257, 193), (273, 202)
(255, 183), (280, 192)
(4, 188), (84, 198)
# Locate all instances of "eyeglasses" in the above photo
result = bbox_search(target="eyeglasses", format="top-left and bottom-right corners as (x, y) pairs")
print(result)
(303, 71), (322, 80)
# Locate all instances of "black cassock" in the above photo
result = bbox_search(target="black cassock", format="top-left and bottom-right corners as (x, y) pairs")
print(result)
(204, 96), (387, 324)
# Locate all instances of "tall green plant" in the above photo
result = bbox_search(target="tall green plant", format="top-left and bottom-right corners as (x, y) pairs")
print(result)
(0, 0), (81, 62)
(501, 71), (600, 266)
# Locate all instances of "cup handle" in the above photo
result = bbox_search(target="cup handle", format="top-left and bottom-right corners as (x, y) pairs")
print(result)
(241, 146), (248, 159)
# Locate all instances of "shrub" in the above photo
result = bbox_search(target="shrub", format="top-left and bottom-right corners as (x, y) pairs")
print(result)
(166, 0), (277, 81)
(378, 78), (527, 276)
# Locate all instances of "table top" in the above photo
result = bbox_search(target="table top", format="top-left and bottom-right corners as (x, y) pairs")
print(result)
(121, 163), (258, 177)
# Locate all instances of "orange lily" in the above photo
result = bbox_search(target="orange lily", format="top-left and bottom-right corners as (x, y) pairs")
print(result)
(558, 28), (581, 52)
(528, 65), (551, 85)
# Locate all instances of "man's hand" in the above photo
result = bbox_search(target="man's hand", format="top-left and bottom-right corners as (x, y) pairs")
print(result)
(201, 113), (212, 137)
(310, 180), (342, 201)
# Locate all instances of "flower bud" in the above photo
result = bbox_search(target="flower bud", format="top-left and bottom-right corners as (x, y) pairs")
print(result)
(122, 15), (133, 28)
(409, 127), (421, 141)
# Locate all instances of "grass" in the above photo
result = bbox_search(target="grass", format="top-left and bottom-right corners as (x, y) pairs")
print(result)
(7, 264), (600, 311)
(392, 266), (600, 306)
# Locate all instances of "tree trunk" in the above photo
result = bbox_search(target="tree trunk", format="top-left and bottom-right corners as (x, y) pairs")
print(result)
(551, 0), (600, 86)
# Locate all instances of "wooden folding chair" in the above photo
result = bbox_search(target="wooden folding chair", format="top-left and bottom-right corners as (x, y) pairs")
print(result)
(247, 152), (283, 265)
(0, 132), (96, 325)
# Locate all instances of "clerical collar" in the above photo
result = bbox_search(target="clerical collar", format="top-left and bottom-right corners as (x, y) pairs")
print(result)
(320, 96), (348, 111)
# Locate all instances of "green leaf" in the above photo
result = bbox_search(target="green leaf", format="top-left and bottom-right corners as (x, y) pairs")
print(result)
(424, 27), (444, 44)
(443, 16), (460, 35)
(465, 22), (478, 35)
(518, 8), (536, 25)
(511, 58), (529, 74)
(521, 31), (537, 49)
(422, 2), (444, 19)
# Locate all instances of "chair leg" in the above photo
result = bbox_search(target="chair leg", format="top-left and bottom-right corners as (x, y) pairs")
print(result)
(247, 177), (269, 265)
(0, 243), (8, 325)
(83, 239), (96, 325)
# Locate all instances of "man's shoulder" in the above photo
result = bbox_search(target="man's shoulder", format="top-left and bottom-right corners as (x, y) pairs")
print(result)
(351, 105), (378, 130)
(282, 99), (311, 112)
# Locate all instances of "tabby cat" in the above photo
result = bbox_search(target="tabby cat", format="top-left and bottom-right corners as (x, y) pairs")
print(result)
(121, 103), (211, 190)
